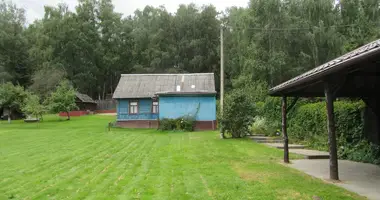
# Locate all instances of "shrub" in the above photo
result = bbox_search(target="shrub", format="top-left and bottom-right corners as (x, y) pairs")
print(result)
(45, 80), (77, 120)
(159, 116), (196, 132)
(0, 82), (28, 123)
(341, 141), (380, 165)
(250, 116), (281, 136)
(288, 101), (364, 149)
(220, 89), (256, 138)
(180, 116), (196, 132)
(260, 97), (281, 123)
(250, 116), (266, 135)
(159, 118), (177, 130)
(21, 93), (46, 120)
(287, 100), (380, 165)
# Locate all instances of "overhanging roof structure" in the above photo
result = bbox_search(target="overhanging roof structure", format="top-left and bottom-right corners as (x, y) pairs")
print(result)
(270, 39), (380, 97)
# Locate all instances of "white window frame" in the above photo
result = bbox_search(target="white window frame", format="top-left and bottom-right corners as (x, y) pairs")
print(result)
(152, 101), (159, 114)
(129, 101), (139, 114)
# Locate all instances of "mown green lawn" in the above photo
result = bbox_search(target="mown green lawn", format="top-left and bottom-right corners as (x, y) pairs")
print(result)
(0, 115), (364, 200)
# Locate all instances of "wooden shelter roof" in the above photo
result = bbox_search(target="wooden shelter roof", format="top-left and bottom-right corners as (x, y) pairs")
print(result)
(270, 39), (380, 97)
(76, 93), (96, 104)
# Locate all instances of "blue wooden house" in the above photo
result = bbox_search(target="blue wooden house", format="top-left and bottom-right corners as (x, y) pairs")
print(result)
(112, 73), (217, 130)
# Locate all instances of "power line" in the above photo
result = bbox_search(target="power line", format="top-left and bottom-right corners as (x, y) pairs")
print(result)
(223, 23), (361, 31)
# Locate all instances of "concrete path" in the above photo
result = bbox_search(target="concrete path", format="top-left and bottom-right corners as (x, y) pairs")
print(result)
(250, 135), (329, 159)
(249, 136), (283, 143)
(290, 159), (380, 200)
(289, 149), (330, 159)
(265, 143), (306, 149)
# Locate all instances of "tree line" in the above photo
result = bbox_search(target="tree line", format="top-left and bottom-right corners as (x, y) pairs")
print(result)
(1, 0), (380, 102)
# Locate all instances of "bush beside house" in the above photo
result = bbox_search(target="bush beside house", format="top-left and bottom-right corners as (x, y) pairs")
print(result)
(220, 89), (256, 138)
(158, 117), (196, 132)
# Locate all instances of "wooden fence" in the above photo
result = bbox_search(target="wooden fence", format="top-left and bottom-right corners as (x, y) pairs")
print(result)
(96, 100), (117, 111)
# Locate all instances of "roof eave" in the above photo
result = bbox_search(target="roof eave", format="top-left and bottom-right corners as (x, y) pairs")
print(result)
(269, 43), (380, 96)
(155, 91), (217, 96)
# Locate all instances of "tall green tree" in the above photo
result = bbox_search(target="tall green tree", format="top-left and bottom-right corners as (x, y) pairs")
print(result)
(0, 65), (12, 82)
(1, 0), (377, 103)
(0, 1), (30, 86)
(29, 68), (66, 99)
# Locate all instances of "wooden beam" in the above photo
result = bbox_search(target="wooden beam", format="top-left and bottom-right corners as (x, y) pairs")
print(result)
(282, 96), (289, 163)
(286, 97), (299, 115)
(324, 82), (339, 180)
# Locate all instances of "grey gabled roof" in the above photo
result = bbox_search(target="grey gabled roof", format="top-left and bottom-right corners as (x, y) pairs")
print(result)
(270, 39), (380, 95)
(113, 73), (216, 99)
(76, 92), (96, 104)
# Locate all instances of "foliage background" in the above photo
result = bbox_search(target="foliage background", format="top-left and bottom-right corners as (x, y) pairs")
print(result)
(1, 0), (380, 100)
(1, 0), (380, 163)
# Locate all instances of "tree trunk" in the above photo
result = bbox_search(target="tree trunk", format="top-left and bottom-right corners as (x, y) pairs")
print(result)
(103, 82), (106, 100)
(220, 123), (225, 139)
(325, 82), (339, 180)
(110, 74), (114, 95)
(8, 108), (11, 124)
(66, 111), (70, 121)
(282, 97), (289, 163)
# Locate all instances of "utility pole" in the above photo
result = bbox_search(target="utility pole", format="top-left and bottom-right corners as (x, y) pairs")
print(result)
(220, 25), (225, 139)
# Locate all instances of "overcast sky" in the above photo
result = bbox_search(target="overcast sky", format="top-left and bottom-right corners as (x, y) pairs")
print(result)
(13, 0), (249, 23)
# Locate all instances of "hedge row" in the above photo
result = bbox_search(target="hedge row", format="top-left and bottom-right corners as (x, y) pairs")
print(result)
(258, 99), (380, 165)
(158, 117), (196, 132)
(288, 101), (362, 148)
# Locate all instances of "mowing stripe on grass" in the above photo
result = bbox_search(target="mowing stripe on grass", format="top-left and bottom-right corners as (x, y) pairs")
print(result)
(0, 116), (366, 200)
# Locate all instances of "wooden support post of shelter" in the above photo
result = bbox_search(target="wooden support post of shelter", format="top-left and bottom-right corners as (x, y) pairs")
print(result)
(282, 96), (289, 163)
(269, 39), (380, 181)
(324, 82), (339, 180)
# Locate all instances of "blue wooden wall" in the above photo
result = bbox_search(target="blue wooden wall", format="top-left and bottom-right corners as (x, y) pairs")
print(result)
(159, 96), (216, 121)
(117, 99), (158, 120)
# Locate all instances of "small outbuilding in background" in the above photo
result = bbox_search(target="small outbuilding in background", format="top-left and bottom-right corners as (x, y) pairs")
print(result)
(59, 92), (97, 117)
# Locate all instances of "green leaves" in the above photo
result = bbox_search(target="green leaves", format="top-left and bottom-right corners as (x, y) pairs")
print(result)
(46, 80), (78, 117)
(2, 0), (380, 102)
(221, 89), (256, 138)
(0, 1), (30, 86)
(158, 117), (196, 132)
(21, 93), (46, 119)
(0, 82), (28, 122)
(0, 82), (27, 110)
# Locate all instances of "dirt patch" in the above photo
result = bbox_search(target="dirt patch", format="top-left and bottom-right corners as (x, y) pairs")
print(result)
(232, 162), (280, 183)
(114, 175), (124, 185)
(276, 189), (309, 200)
(200, 175), (214, 198)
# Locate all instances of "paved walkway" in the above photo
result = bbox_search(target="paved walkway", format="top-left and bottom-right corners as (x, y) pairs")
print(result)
(265, 143), (305, 149)
(290, 159), (380, 200)
(289, 149), (329, 159)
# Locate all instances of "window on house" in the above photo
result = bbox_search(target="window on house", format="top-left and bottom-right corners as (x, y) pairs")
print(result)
(152, 101), (159, 114)
(129, 101), (138, 114)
